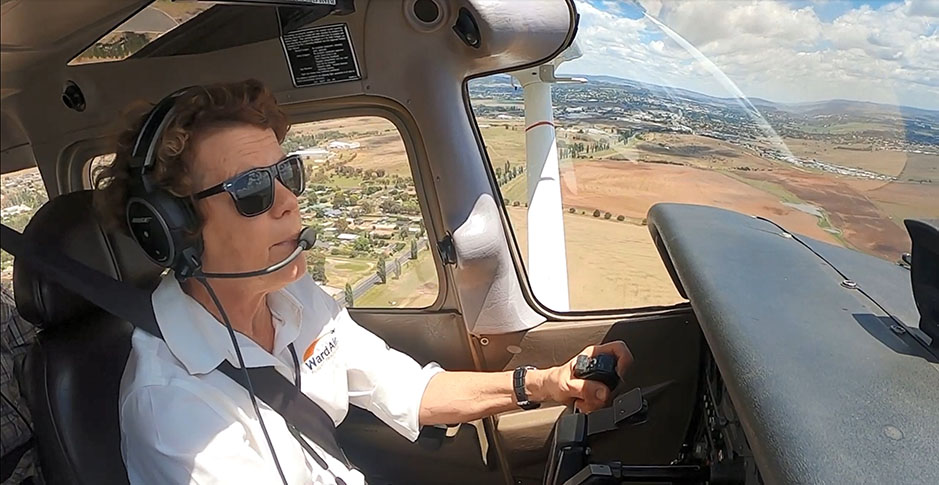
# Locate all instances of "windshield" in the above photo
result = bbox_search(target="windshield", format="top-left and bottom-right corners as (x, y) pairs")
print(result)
(69, 0), (215, 65)
(470, 0), (938, 310)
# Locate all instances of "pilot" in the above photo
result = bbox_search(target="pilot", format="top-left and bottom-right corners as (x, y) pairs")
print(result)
(93, 79), (632, 485)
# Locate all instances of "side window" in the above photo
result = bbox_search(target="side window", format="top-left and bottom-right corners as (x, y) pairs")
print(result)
(285, 117), (438, 309)
(1, 167), (49, 290)
(78, 120), (438, 310)
(87, 153), (116, 187)
(470, 1), (936, 312)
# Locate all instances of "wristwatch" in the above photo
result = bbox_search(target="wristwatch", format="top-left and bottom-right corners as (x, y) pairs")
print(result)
(513, 365), (541, 410)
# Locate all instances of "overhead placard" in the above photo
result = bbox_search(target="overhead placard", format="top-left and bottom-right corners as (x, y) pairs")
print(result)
(280, 23), (361, 87)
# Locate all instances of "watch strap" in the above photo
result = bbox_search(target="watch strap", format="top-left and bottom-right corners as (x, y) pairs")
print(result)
(513, 365), (540, 410)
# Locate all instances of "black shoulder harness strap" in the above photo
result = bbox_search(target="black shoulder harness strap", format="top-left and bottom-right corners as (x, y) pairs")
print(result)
(0, 224), (347, 464)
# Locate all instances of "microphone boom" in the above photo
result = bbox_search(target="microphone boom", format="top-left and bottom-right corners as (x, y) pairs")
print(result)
(198, 226), (315, 279)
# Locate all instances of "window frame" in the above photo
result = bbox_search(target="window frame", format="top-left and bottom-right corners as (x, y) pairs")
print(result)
(462, 74), (691, 321)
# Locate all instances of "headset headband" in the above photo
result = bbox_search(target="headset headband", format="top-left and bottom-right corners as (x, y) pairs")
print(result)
(129, 87), (197, 171)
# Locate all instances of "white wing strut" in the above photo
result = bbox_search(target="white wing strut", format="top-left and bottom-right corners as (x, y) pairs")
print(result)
(510, 43), (584, 311)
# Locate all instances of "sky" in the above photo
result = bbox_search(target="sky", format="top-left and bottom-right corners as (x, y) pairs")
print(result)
(557, 0), (939, 109)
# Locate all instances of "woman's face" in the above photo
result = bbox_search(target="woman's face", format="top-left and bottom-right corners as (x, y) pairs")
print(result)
(189, 124), (306, 292)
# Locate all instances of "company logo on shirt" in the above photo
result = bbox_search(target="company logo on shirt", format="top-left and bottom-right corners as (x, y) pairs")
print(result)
(302, 329), (338, 371)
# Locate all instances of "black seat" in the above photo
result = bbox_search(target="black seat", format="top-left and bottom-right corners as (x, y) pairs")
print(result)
(13, 190), (162, 485)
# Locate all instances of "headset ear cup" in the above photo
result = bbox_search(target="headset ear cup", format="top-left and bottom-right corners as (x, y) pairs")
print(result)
(126, 189), (202, 274)
(127, 195), (175, 266)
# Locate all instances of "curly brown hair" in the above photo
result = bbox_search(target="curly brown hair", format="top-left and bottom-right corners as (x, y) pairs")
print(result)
(93, 79), (289, 236)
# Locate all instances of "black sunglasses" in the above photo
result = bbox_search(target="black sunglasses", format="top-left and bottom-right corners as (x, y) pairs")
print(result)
(194, 154), (305, 217)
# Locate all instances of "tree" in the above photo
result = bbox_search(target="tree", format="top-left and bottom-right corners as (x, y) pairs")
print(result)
(377, 255), (387, 284)
(593, 209), (601, 218)
(410, 239), (418, 260)
(344, 283), (354, 308)
(332, 192), (348, 208)
(380, 200), (399, 213)
(310, 255), (327, 283)
(353, 236), (372, 252)
(569, 207), (576, 213)
(618, 130), (629, 144)
(617, 215), (625, 222)
(604, 212), (612, 220)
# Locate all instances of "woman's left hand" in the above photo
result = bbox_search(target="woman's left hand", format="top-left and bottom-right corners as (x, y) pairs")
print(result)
(532, 341), (633, 413)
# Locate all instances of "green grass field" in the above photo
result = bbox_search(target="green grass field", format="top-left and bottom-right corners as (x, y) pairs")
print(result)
(501, 174), (528, 203)
(796, 121), (894, 135)
(330, 175), (364, 189)
(357, 250), (438, 308)
(325, 256), (375, 288)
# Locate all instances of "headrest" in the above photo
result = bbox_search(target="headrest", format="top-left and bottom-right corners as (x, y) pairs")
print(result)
(13, 190), (163, 329)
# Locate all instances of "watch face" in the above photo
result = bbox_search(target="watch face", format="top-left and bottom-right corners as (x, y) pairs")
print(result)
(519, 400), (541, 410)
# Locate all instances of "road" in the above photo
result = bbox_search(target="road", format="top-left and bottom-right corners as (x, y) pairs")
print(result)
(333, 238), (429, 307)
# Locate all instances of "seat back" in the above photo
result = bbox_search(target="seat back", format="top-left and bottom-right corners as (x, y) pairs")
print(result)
(13, 190), (162, 485)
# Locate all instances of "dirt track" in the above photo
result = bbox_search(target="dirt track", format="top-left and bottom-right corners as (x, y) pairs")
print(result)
(737, 168), (920, 258)
(558, 160), (843, 245)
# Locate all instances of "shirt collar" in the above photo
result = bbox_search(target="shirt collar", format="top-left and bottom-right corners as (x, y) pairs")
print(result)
(151, 273), (306, 375)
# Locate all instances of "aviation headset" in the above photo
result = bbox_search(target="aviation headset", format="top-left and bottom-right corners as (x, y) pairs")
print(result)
(125, 87), (205, 279)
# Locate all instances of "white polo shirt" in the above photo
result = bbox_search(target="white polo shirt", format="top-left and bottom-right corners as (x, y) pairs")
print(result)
(119, 272), (443, 485)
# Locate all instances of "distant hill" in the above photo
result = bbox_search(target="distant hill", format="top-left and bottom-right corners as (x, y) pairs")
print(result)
(470, 72), (938, 126)
(566, 73), (939, 119)
(776, 99), (939, 120)
(579, 74), (717, 103)
(471, 73), (515, 87)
